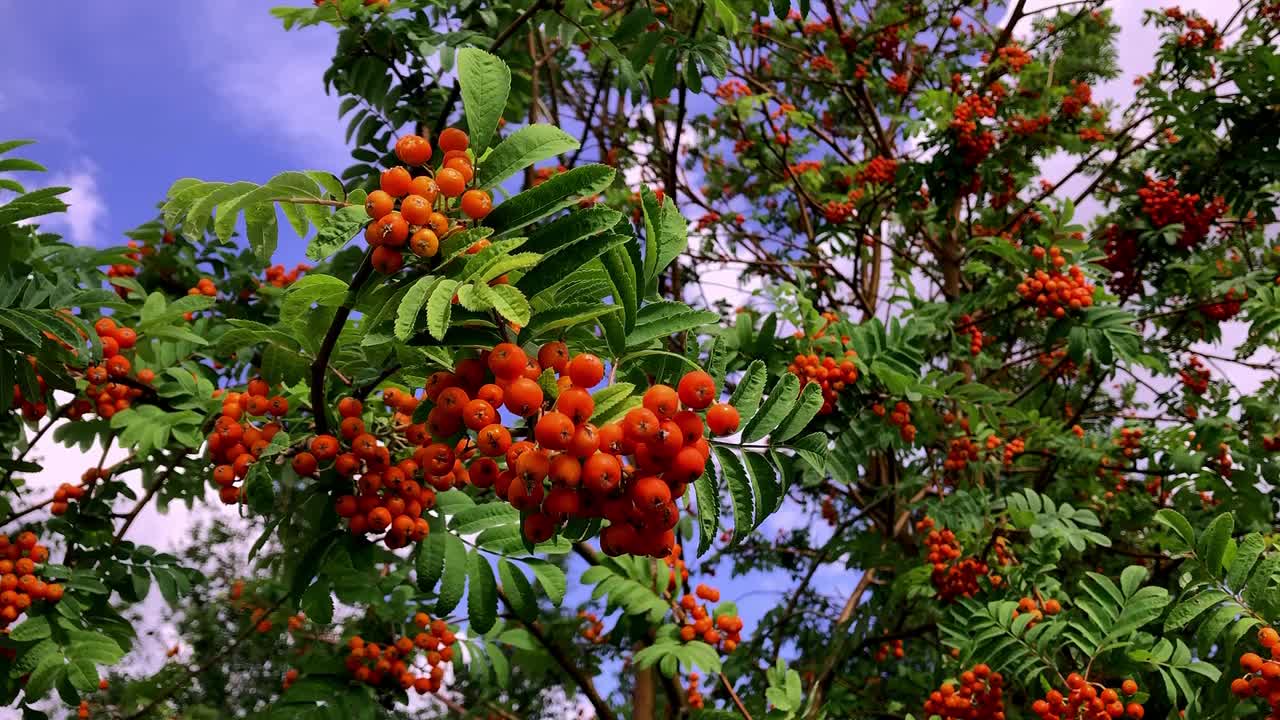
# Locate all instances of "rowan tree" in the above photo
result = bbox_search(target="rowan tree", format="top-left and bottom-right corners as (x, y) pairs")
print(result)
(1, 1), (1279, 719)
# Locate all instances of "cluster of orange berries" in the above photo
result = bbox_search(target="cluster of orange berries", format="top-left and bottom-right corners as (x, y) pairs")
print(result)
(11, 364), (50, 422)
(677, 583), (743, 653)
(79, 317), (153, 420)
(1038, 347), (1078, 378)
(923, 664), (1004, 720)
(874, 636), (904, 663)
(262, 263), (310, 289)
(105, 253), (138, 299)
(684, 672), (706, 709)
(1202, 287), (1246, 321)
(1136, 175), (1226, 249)
(1012, 595), (1062, 628)
(994, 43), (1032, 72)
(1114, 427), (1143, 458)
(950, 88), (1001, 164)
(1163, 7), (1221, 49)
(578, 610), (607, 644)
(999, 437), (1025, 466)
(1061, 80), (1093, 118)
(873, 401), (917, 443)
(49, 481), (89, 516)
(0, 532), (63, 626)
(918, 518), (1001, 602)
(787, 350), (858, 415)
(944, 434), (979, 473)
(362, 128), (491, 275)
(208, 379), (288, 505)
(331, 343), (738, 559)
(1230, 627), (1280, 708)
(1031, 674), (1143, 720)
(325, 395), (433, 549)
(1016, 247), (1095, 318)
(957, 314), (987, 355)
(1178, 356), (1210, 395)
(856, 156), (897, 185)
(344, 614), (456, 695)
(187, 277), (218, 299)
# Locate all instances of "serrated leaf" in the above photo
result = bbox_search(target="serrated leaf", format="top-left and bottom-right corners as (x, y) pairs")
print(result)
(626, 302), (718, 347)
(742, 451), (780, 530)
(1227, 533), (1264, 592)
(474, 283), (531, 327)
(426, 279), (460, 340)
(713, 446), (753, 546)
(457, 48), (511, 152)
(728, 360), (767, 419)
(522, 559), (566, 606)
(519, 233), (630, 299)
(1154, 509), (1196, 551)
(498, 559), (537, 623)
(451, 502), (521, 535)
(477, 125), (579, 190)
(772, 380), (822, 442)
(468, 552), (498, 634)
(1165, 588), (1229, 631)
(436, 534), (469, 616)
(1197, 513), (1234, 573)
(590, 383), (637, 424)
(486, 165), (616, 234)
(741, 372), (801, 443)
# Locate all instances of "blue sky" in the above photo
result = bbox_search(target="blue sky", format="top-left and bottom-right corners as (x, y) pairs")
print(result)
(0, 0), (348, 263)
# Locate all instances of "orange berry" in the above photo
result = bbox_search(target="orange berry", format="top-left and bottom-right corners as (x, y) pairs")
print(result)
(380, 166), (413, 197)
(438, 128), (469, 153)
(460, 189), (492, 219)
(395, 134), (433, 166)
(436, 168), (466, 198)
(365, 189), (394, 219)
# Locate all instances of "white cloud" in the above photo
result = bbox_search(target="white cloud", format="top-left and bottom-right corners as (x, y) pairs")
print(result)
(42, 160), (108, 245)
(184, 0), (350, 170)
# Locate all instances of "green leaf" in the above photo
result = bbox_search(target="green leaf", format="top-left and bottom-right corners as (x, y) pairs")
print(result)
(1154, 509), (1196, 551)
(66, 656), (98, 692)
(589, 383), (638, 424)
(308, 203), (367, 261)
(436, 534), (469, 616)
(522, 559), (566, 606)
(1165, 588), (1229, 631)
(25, 653), (65, 699)
(451, 502), (521, 535)
(468, 553), (499, 634)
(477, 125), (579, 190)
(417, 532), (447, 593)
(742, 451), (781, 529)
(1227, 533), (1265, 592)
(486, 165), (616, 234)
(729, 360), (767, 419)
(741, 372), (801, 443)
(601, 245), (639, 332)
(10, 615), (51, 642)
(475, 283), (531, 327)
(626, 302), (719, 347)
(1197, 513), (1234, 573)
(426, 279), (460, 341)
(772, 380), (822, 442)
(396, 275), (440, 341)
(694, 471), (720, 558)
(282, 273), (349, 324)
(714, 446), (754, 546)
(519, 233), (630, 299)
(498, 559), (537, 623)
(457, 48), (511, 153)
